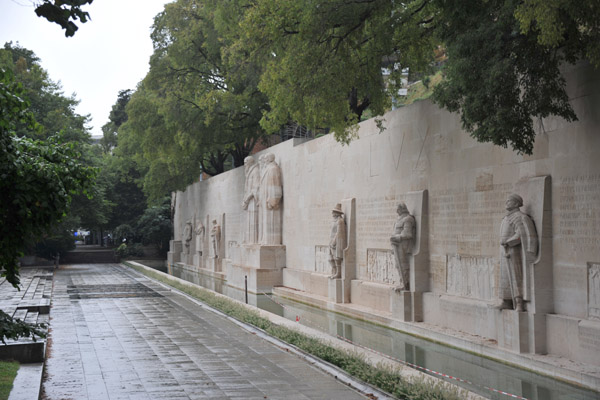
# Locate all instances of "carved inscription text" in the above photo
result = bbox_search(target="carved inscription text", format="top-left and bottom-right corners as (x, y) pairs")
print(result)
(315, 245), (331, 274)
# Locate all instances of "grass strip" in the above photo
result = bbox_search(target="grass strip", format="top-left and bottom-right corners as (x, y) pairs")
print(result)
(124, 262), (467, 400)
(0, 360), (19, 400)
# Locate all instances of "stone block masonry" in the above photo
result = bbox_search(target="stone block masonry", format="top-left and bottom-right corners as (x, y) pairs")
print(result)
(169, 61), (600, 389)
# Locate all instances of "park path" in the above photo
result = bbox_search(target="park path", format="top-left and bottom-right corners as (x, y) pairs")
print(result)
(41, 263), (366, 400)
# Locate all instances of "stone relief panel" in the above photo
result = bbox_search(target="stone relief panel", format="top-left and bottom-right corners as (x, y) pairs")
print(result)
(315, 245), (330, 274)
(589, 262), (600, 320)
(446, 254), (498, 301)
(228, 241), (239, 262)
(366, 248), (398, 285)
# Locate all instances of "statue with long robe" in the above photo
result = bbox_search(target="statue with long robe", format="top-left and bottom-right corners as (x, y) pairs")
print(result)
(390, 203), (415, 291)
(210, 219), (221, 258)
(329, 204), (347, 279)
(242, 156), (260, 243)
(499, 193), (537, 312)
(258, 153), (283, 245)
(194, 218), (205, 254)
(183, 220), (193, 255)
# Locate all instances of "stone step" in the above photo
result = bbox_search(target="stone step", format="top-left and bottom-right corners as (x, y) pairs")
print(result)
(23, 311), (39, 325)
(0, 269), (50, 363)
(12, 309), (27, 321)
(62, 249), (117, 264)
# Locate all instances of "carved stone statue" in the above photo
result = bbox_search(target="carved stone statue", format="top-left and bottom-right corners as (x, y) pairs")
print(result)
(210, 219), (221, 258)
(170, 192), (177, 240)
(329, 204), (347, 279)
(242, 156), (260, 243)
(499, 193), (537, 312)
(194, 218), (205, 254)
(258, 153), (283, 245)
(183, 220), (193, 254)
(194, 218), (205, 238)
(390, 202), (415, 291)
(257, 154), (266, 242)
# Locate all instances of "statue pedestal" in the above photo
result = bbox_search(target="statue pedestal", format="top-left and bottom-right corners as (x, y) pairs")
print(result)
(236, 244), (286, 269)
(226, 244), (285, 293)
(497, 310), (546, 354)
(210, 256), (221, 272)
(498, 310), (529, 353)
(167, 240), (182, 266)
(390, 291), (423, 322)
(328, 278), (343, 303)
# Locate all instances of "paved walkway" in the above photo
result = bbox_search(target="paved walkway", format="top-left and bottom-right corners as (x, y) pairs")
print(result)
(41, 264), (366, 400)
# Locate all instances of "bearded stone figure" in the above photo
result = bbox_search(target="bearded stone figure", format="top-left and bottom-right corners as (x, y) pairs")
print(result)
(390, 203), (415, 291)
(499, 193), (537, 312)
(258, 153), (283, 245)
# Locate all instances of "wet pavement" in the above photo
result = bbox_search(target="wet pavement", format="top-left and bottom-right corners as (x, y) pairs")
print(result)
(41, 263), (367, 400)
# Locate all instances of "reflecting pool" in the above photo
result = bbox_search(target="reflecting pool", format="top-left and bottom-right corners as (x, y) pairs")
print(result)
(169, 264), (598, 400)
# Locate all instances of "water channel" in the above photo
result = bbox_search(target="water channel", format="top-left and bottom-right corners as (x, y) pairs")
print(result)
(167, 264), (598, 400)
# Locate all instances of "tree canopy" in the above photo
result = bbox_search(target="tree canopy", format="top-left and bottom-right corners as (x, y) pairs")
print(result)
(109, 0), (599, 204)
(100, 89), (132, 154)
(99, 89), (148, 230)
(118, 0), (271, 201)
(0, 67), (95, 287)
(1, 43), (111, 268)
(34, 0), (94, 37)
(229, 0), (598, 154)
(1, 42), (90, 143)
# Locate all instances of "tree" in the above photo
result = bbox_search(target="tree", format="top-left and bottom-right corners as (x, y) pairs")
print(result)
(0, 68), (95, 287)
(233, 0), (598, 154)
(100, 89), (133, 154)
(120, 0), (270, 201)
(1, 43), (111, 244)
(234, 0), (436, 143)
(102, 154), (147, 231)
(136, 197), (173, 257)
(515, 0), (600, 67)
(1, 42), (91, 144)
(117, 84), (193, 202)
(432, 0), (578, 155)
(0, 1), (93, 345)
(34, 0), (94, 37)
(69, 145), (113, 233)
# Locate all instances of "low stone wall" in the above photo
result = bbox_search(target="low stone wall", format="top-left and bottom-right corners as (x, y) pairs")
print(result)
(169, 61), (600, 383)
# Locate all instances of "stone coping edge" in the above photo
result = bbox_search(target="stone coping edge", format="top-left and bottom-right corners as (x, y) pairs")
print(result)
(8, 362), (44, 400)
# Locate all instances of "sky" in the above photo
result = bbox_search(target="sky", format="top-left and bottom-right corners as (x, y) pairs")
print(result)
(0, 0), (171, 137)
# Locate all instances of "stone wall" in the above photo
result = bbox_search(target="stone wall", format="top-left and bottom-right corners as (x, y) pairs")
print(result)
(170, 61), (600, 371)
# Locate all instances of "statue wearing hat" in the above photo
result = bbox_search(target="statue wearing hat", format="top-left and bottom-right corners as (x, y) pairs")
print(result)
(210, 219), (221, 259)
(499, 193), (538, 311)
(329, 203), (347, 279)
(390, 202), (416, 291)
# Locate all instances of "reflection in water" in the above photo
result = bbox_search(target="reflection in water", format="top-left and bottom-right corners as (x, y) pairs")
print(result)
(169, 264), (598, 400)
